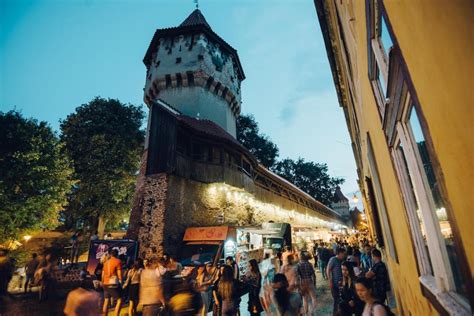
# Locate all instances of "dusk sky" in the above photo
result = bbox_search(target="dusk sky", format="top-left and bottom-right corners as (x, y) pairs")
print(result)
(1, 0), (361, 206)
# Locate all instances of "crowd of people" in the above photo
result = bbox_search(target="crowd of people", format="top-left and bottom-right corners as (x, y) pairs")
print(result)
(315, 238), (393, 316)
(0, 235), (394, 316)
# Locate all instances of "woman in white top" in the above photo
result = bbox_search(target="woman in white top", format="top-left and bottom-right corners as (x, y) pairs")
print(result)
(355, 277), (388, 316)
(124, 261), (142, 316)
(139, 259), (165, 316)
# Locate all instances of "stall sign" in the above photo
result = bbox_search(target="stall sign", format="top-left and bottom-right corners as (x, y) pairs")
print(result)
(183, 226), (229, 241)
(86, 239), (138, 275)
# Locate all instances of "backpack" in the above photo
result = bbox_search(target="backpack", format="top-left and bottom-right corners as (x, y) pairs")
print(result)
(371, 302), (395, 316)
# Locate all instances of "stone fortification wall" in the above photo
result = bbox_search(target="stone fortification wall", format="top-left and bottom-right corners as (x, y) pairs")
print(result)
(133, 173), (168, 261)
(130, 172), (336, 258)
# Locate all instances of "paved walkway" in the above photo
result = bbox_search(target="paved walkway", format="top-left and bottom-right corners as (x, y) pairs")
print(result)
(237, 263), (334, 315)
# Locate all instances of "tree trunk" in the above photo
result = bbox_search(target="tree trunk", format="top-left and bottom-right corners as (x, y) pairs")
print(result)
(98, 216), (106, 239)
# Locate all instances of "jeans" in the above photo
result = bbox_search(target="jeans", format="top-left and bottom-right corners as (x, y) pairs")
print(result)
(331, 286), (339, 316)
(318, 260), (328, 279)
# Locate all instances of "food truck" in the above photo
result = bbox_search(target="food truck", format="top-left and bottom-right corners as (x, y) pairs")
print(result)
(179, 223), (291, 275)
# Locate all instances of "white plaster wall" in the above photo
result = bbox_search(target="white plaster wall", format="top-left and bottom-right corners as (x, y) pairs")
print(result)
(143, 32), (242, 137)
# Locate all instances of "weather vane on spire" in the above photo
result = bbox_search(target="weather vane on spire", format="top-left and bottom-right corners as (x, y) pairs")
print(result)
(194, 0), (199, 9)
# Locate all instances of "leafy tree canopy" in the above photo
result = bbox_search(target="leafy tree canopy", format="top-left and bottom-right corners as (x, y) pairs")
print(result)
(236, 114), (345, 206)
(236, 114), (279, 168)
(60, 97), (145, 231)
(0, 111), (74, 241)
(273, 158), (345, 206)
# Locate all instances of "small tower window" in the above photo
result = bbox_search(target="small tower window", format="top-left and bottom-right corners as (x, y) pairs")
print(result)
(205, 77), (214, 90)
(198, 54), (204, 61)
(165, 75), (172, 88)
(176, 73), (182, 87)
(213, 82), (221, 95)
(187, 72), (195, 87)
(176, 57), (182, 64)
(221, 87), (228, 98)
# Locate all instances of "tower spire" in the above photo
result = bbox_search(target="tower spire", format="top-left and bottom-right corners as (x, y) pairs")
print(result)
(194, 0), (199, 9)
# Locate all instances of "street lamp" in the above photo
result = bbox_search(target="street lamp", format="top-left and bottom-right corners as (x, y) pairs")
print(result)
(352, 194), (359, 204)
(23, 235), (32, 242)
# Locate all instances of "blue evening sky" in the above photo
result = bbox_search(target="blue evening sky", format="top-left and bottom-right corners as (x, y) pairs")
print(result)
(0, 0), (361, 206)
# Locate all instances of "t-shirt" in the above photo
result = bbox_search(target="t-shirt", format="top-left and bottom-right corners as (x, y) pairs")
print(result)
(297, 261), (315, 281)
(362, 303), (387, 316)
(327, 256), (343, 286)
(25, 259), (39, 276)
(371, 261), (389, 299)
(102, 257), (122, 285)
(361, 253), (372, 271)
(139, 269), (163, 306)
(280, 264), (299, 292)
(320, 248), (331, 262)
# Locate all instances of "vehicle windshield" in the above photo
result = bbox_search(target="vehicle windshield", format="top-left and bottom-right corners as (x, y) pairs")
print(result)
(180, 244), (219, 266)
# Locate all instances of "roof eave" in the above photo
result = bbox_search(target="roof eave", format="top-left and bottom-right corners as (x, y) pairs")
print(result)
(314, 0), (345, 108)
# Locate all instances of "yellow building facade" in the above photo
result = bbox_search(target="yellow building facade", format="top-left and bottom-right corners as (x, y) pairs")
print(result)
(315, 0), (473, 315)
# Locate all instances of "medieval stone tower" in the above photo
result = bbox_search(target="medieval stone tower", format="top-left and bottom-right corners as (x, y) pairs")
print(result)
(127, 9), (342, 260)
(142, 9), (245, 137)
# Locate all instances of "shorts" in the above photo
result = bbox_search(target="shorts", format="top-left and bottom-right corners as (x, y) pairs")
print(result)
(129, 284), (139, 302)
(103, 285), (122, 299)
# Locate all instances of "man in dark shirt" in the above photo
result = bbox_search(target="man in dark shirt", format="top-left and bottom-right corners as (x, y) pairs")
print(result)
(317, 243), (330, 279)
(365, 248), (390, 303)
(24, 253), (39, 293)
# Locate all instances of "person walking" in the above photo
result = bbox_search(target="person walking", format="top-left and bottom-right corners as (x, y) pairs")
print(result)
(312, 241), (318, 269)
(297, 251), (317, 315)
(196, 263), (214, 316)
(365, 249), (390, 304)
(70, 232), (81, 264)
(139, 258), (165, 316)
(167, 255), (183, 275)
(212, 265), (241, 316)
(124, 261), (142, 316)
(0, 249), (13, 298)
(24, 253), (39, 293)
(243, 259), (263, 316)
(317, 243), (330, 280)
(264, 273), (302, 316)
(225, 256), (239, 280)
(327, 247), (346, 316)
(101, 249), (123, 316)
(260, 256), (276, 313)
(90, 231), (99, 241)
(36, 253), (55, 302)
(338, 261), (363, 316)
(280, 254), (299, 293)
(355, 278), (388, 316)
(360, 245), (372, 272)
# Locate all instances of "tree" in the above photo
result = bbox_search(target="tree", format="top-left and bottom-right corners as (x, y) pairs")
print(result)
(0, 111), (74, 242)
(60, 97), (145, 237)
(236, 114), (279, 168)
(273, 158), (345, 206)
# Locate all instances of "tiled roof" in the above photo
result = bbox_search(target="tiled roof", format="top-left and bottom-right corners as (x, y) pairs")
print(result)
(179, 9), (211, 29)
(178, 116), (245, 150)
(333, 186), (349, 202)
